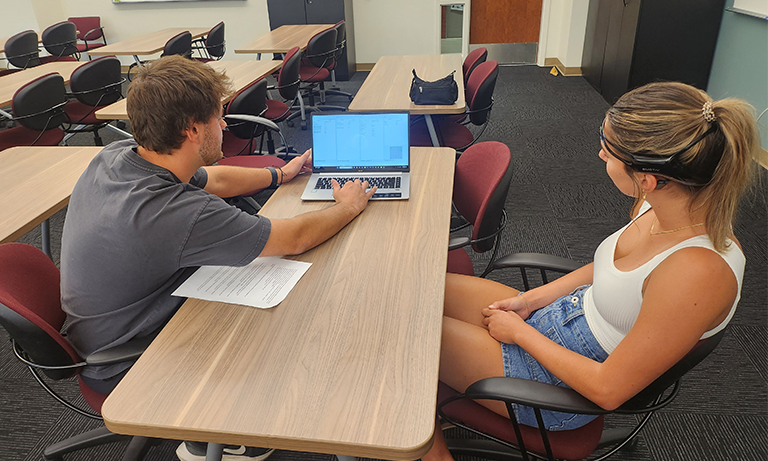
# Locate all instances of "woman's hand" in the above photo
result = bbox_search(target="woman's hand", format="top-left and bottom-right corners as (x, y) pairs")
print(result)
(488, 294), (532, 320)
(482, 308), (528, 344)
(279, 149), (313, 184)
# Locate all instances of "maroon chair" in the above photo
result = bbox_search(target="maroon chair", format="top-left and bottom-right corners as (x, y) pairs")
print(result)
(446, 141), (513, 277)
(438, 324), (726, 461)
(0, 243), (152, 460)
(293, 27), (339, 129)
(64, 56), (125, 145)
(4, 30), (42, 69)
(463, 47), (488, 87)
(68, 16), (107, 55)
(264, 46), (302, 155)
(411, 60), (499, 152)
(0, 73), (67, 152)
(40, 21), (80, 62)
(322, 21), (353, 103)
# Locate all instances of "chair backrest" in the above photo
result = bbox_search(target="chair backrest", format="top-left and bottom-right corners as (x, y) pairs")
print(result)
(466, 60), (499, 126)
(5, 30), (41, 69)
(620, 330), (726, 410)
(42, 21), (78, 58)
(332, 21), (346, 61)
(453, 141), (513, 253)
(304, 27), (337, 69)
(70, 56), (123, 107)
(0, 243), (81, 381)
(225, 78), (268, 140)
(277, 46), (302, 101)
(463, 47), (488, 86)
(205, 21), (226, 59)
(12, 73), (67, 132)
(162, 31), (192, 58)
(68, 16), (103, 41)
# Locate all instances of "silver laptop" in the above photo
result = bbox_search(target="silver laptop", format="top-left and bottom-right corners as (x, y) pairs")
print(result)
(301, 112), (410, 201)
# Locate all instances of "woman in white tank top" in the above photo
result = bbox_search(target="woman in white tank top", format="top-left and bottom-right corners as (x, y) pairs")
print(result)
(424, 82), (760, 461)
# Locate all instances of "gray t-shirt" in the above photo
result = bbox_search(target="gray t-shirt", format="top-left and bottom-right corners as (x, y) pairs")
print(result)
(61, 139), (271, 380)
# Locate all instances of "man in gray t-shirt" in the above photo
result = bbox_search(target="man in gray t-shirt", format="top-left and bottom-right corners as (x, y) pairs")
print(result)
(61, 56), (376, 397)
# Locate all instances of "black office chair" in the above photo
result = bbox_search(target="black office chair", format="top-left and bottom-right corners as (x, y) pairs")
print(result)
(41, 21), (80, 62)
(128, 31), (192, 80)
(4, 30), (42, 69)
(0, 73), (68, 152)
(0, 243), (154, 461)
(291, 27), (339, 129)
(264, 46), (303, 156)
(193, 22), (225, 62)
(64, 56), (125, 146)
(323, 21), (354, 103)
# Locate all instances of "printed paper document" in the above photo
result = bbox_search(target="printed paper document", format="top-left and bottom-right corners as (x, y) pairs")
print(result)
(172, 257), (312, 308)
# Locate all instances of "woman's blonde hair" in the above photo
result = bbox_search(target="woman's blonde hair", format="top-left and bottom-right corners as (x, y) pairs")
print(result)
(606, 82), (759, 252)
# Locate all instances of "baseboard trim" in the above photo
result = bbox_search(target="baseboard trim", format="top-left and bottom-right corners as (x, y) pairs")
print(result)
(544, 58), (582, 77)
(356, 63), (375, 72)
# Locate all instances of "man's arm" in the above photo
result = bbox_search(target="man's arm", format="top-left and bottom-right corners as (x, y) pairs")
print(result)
(202, 151), (312, 198)
(259, 179), (377, 256)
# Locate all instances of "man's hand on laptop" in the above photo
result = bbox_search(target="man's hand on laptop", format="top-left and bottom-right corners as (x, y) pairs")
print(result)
(332, 179), (377, 215)
(280, 150), (313, 184)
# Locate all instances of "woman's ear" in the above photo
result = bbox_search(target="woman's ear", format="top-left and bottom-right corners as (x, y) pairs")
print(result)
(638, 173), (658, 194)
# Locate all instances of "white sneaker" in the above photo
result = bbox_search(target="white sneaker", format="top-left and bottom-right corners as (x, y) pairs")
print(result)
(176, 441), (276, 461)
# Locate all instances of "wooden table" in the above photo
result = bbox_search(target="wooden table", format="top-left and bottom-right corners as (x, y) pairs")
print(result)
(235, 24), (333, 58)
(88, 27), (210, 62)
(94, 60), (283, 121)
(0, 146), (102, 257)
(348, 54), (466, 146)
(0, 61), (82, 119)
(102, 147), (456, 460)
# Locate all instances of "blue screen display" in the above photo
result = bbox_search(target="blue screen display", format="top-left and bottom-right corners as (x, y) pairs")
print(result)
(312, 113), (409, 170)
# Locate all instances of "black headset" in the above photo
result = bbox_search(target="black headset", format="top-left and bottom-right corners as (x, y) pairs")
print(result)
(599, 122), (721, 187)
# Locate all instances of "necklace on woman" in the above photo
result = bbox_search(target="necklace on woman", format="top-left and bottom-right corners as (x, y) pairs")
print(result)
(650, 217), (704, 235)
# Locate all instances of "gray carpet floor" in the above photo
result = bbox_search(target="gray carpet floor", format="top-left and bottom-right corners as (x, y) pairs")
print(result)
(1, 65), (766, 461)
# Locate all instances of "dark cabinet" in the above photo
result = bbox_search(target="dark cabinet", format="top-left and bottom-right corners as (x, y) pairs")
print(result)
(582, 0), (725, 104)
(267, 0), (356, 80)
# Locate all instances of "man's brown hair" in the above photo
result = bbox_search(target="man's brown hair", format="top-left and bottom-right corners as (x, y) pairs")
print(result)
(127, 56), (232, 154)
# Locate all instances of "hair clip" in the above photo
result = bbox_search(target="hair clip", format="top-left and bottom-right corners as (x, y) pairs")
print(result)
(702, 101), (716, 122)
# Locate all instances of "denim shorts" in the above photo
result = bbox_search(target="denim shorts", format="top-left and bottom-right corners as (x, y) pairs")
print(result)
(500, 285), (608, 431)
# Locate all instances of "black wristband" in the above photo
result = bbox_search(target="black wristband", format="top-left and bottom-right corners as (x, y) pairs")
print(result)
(265, 166), (278, 188)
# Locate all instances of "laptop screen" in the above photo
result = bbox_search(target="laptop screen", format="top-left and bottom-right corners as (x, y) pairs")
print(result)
(311, 112), (410, 172)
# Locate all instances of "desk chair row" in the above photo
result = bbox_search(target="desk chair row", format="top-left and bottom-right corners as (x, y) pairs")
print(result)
(1, 17), (109, 75)
(0, 56), (124, 152)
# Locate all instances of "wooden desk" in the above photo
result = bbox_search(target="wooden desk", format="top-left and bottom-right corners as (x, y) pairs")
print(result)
(87, 27), (210, 61)
(235, 24), (333, 57)
(102, 147), (456, 460)
(94, 60), (283, 121)
(0, 146), (102, 256)
(349, 55), (466, 146)
(0, 61), (82, 119)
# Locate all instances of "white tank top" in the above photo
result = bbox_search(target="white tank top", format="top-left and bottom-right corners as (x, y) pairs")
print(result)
(582, 202), (745, 354)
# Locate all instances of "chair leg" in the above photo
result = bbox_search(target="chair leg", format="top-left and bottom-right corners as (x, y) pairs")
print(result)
(43, 425), (130, 461)
(121, 436), (154, 461)
(93, 129), (103, 146)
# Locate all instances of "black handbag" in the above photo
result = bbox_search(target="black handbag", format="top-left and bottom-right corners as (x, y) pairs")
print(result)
(409, 69), (459, 105)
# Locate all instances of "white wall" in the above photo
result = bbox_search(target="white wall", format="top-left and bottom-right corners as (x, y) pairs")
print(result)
(353, 0), (438, 63)
(541, 0), (589, 69)
(0, 1), (39, 38)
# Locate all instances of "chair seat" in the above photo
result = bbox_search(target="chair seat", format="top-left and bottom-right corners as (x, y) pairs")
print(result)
(265, 99), (290, 122)
(447, 249), (474, 276)
(39, 55), (78, 64)
(222, 131), (257, 157)
(78, 377), (108, 413)
(0, 68), (22, 77)
(409, 116), (474, 149)
(76, 42), (105, 52)
(65, 100), (110, 125)
(299, 66), (330, 82)
(438, 382), (604, 461)
(0, 126), (65, 152)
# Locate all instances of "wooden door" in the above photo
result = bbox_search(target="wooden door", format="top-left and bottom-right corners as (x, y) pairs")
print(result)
(470, 0), (543, 45)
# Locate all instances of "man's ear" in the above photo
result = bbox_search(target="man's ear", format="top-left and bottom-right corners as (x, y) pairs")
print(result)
(185, 122), (203, 145)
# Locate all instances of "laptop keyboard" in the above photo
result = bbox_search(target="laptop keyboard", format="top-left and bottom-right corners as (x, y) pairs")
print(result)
(314, 177), (401, 190)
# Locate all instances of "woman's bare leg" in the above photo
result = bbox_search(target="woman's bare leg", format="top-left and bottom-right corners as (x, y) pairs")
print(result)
(444, 273), (520, 327)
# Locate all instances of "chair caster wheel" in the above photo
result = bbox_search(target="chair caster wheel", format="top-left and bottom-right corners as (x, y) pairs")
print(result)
(287, 120), (294, 128)
(301, 121), (307, 130)
(116, 121), (127, 130)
